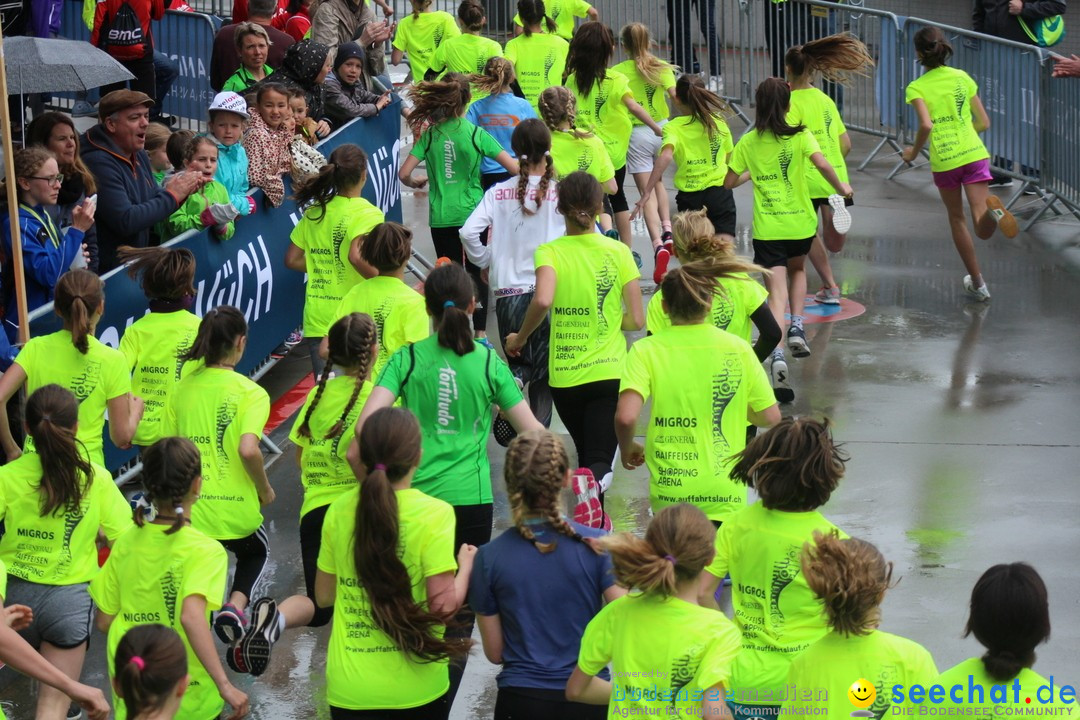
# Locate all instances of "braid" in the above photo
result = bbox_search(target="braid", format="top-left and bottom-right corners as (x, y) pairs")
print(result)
(504, 430), (586, 554)
(516, 163), (532, 216)
(534, 155), (554, 214)
(328, 375), (365, 439)
(326, 312), (377, 439)
(140, 438), (201, 535)
(297, 362), (333, 440)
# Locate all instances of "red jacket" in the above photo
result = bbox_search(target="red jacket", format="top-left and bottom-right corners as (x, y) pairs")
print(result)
(91, 0), (165, 62)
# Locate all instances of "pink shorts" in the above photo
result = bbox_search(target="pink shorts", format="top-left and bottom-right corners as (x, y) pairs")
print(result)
(932, 158), (993, 189)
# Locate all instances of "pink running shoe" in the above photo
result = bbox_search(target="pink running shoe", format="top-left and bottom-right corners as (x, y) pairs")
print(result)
(571, 468), (612, 531)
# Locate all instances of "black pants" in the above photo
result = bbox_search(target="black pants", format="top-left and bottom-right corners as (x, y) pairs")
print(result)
(330, 695), (449, 720)
(550, 379), (620, 483)
(446, 503), (493, 714)
(676, 185), (737, 237)
(299, 504), (333, 627)
(101, 54), (156, 101)
(495, 687), (607, 720)
(762, 1), (843, 111)
(430, 226), (488, 333)
(495, 293), (552, 428)
(610, 165), (629, 214)
(666, 0), (722, 76)
(219, 526), (270, 602)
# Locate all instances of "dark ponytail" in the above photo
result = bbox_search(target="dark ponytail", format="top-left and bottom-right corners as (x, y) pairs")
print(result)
(114, 624), (188, 719)
(293, 144), (368, 221)
(753, 77), (805, 138)
(517, 0), (555, 35)
(913, 26), (953, 69)
(140, 437), (202, 535)
(355, 407), (468, 660)
(54, 269), (105, 354)
(784, 32), (874, 85)
(423, 264), (475, 356)
(116, 245), (197, 301)
(296, 313), (377, 440)
(25, 385), (93, 518)
(675, 73), (732, 138)
(964, 563), (1050, 681)
(180, 306), (247, 365)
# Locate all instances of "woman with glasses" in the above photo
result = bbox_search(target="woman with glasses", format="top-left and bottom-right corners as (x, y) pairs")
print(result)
(0, 147), (94, 344)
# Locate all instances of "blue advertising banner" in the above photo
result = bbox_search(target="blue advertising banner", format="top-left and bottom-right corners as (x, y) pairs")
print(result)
(28, 108), (403, 472)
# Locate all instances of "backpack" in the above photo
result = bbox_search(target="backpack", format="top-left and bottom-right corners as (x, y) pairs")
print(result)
(1018, 14), (1065, 47)
(99, 0), (150, 61)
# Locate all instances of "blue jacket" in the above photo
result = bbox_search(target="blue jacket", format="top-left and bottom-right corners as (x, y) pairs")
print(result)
(1, 203), (84, 343)
(212, 136), (254, 216)
(81, 123), (180, 272)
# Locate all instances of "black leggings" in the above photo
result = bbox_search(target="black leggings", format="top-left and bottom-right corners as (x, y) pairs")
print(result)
(299, 504), (333, 627)
(330, 695), (449, 720)
(610, 165), (629, 214)
(495, 687), (607, 720)
(430, 225), (488, 333)
(219, 526), (270, 602)
(550, 379), (620, 484)
(446, 503), (493, 714)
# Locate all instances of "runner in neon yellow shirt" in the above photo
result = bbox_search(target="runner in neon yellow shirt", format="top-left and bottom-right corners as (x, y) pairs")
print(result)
(289, 313), (378, 628)
(0, 384), (133, 720)
(781, 532), (937, 719)
(901, 27), (1017, 303)
(564, 22), (662, 253)
(784, 33), (873, 308)
(504, 1), (569, 110)
(614, 23), (678, 282)
(116, 246), (202, 447)
(505, 171), (643, 495)
(568, 503), (741, 718)
(287, 144), (385, 376)
(617, 262), (780, 523)
(318, 407), (474, 715)
(391, 0), (461, 84)
(430, 0), (503, 103)
(332, 223), (429, 380)
(90, 437), (249, 720)
(110, 626), (190, 719)
(0, 270), (142, 467)
(161, 306), (272, 646)
(726, 78), (851, 403)
(539, 87), (617, 197)
(697, 418), (850, 716)
(513, 0), (596, 40)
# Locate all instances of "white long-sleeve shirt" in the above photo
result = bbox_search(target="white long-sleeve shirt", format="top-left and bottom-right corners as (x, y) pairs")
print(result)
(460, 175), (565, 293)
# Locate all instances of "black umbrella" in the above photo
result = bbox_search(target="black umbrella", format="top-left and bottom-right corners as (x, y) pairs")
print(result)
(2, 36), (134, 94)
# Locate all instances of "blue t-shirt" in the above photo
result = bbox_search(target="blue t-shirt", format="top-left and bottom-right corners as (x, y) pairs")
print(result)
(465, 92), (537, 175)
(468, 520), (615, 690)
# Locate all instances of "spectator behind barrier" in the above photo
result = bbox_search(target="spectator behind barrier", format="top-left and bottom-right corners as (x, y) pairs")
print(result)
(973, 0), (1066, 47)
(284, 0), (313, 41)
(243, 83), (298, 207)
(1053, 53), (1080, 76)
(91, 0), (164, 108)
(323, 42), (392, 128)
(211, 0), (296, 91)
(159, 136), (239, 241)
(143, 122), (173, 184)
(209, 92), (259, 216)
(223, 22), (274, 93)
(310, 0), (392, 84)
(26, 113), (101, 273)
(255, 39), (335, 136)
(81, 90), (204, 272)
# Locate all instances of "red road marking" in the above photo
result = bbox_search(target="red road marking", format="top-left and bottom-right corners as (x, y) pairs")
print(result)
(265, 373), (316, 434)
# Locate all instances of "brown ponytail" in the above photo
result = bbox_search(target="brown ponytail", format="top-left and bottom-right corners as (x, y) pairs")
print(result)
(674, 73), (732, 138)
(456, 0), (485, 31)
(53, 269), (105, 354)
(471, 56), (516, 95)
(360, 222), (413, 274)
(114, 624), (188, 719)
(356, 407), (469, 660)
(180, 305), (247, 365)
(410, 0), (432, 19)
(296, 313), (377, 440)
(802, 531), (893, 637)
(504, 430), (586, 553)
(141, 437), (202, 535)
(117, 245), (197, 301)
(913, 26), (953, 69)
(600, 503), (715, 596)
(516, 0), (555, 35)
(964, 563), (1050, 681)
(556, 171), (603, 231)
(423, 263), (476, 356)
(784, 32), (874, 85)
(293, 144), (368, 222)
(407, 75), (472, 133)
(25, 385), (93, 518)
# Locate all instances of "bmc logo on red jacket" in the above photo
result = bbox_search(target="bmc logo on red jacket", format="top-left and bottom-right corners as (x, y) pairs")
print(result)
(92, 0), (164, 62)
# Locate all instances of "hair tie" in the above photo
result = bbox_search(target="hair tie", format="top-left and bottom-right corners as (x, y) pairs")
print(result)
(129, 656), (146, 671)
(373, 463), (387, 471)
(664, 554), (677, 565)
(40, 414), (51, 422)
(175, 505), (184, 516)
(443, 300), (456, 308)
(518, 154), (527, 161)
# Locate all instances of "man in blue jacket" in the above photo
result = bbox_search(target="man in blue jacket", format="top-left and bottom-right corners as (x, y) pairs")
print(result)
(81, 90), (205, 272)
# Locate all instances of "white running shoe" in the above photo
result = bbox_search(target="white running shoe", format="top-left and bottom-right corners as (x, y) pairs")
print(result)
(828, 194), (852, 234)
(963, 275), (991, 303)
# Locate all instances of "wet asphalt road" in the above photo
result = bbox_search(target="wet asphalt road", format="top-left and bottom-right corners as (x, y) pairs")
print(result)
(1, 130), (1078, 719)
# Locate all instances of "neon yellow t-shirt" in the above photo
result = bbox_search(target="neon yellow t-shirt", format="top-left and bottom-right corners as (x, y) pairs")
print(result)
(894, 658), (1080, 716)
(620, 324), (774, 521)
(512, 0), (591, 40)
(334, 276), (429, 381)
(119, 310), (201, 447)
(288, 375), (373, 519)
(661, 114), (733, 192)
(647, 273), (767, 343)
(780, 630), (937, 719)
(706, 502), (846, 702)
(317, 486), (458, 710)
(578, 593), (742, 718)
(789, 87), (849, 199)
(729, 128), (822, 241)
(0, 456), (131, 585)
(549, 129), (615, 184)
(89, 523), (228, 720)
(566, 70), (634, 168)
(0, 559), (6, 720)
(535, 233), (640, 387)
(15, 330), (131, 467)
(162, 368), (270, 540)
(905, 66), (989, 173)
(290, 195), (385, 338)
(503, 33), (569, 111)
(432, 33), (503, 104)
(391, 11), (461, 83)
(612, 60), (676, 124)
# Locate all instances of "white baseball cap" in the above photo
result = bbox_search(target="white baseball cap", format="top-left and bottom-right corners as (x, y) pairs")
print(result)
(208, 91), (250, 120)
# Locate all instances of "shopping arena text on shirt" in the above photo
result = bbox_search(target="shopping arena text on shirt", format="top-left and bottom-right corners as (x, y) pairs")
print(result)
(891, 678), (1076, 715)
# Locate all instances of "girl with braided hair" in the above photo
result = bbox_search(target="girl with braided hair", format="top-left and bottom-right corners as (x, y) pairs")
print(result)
(91, 436), (249, 720)
(782, 532), (937, 719)
(290, 312), (379, 628)
(567, 503), (741, 717)
(461, 120), (563, 428)
(0, 385), (133, 720)
(469, 429), (622, 720)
